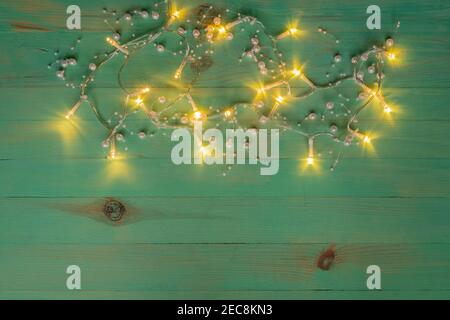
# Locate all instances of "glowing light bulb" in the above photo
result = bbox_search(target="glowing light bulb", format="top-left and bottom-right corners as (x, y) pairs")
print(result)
(109, 144), (117, 160)
(218, 26), (226, 34)
(167, 9), (181, 25)
(193, 111), (203, 120)
(292, 68), (301, 77)
(141, 87), (150, 94)
(65, 100), (82, 119)
(199, 146), (207, 155)
(363, 136), (371, 143)
(269, 96), (285, 117)
(387, 52), (396, 61)
(135, 97), (143, 105)
(174, 54), (189, 80)
(108, 137), (118, 160)
(224, 109), (233, 118)
(306, 138), (315, 166)
(383, 104), (392, 113)
(276, 26), (299, 40)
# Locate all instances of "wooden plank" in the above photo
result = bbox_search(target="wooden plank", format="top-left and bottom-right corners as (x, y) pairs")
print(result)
(0, 31), (448, 88)
(0, 197), (449, 244)
(0, 0), (449, 88)
(0, 243), (449, 299)
(0, 119), (449, 160)
(1, 290), (449, 300)
(0, 158), (448, 197)
(1, 88), (448, 121)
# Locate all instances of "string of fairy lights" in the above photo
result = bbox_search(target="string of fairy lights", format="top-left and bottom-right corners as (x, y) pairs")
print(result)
(52, 0), (400, 171)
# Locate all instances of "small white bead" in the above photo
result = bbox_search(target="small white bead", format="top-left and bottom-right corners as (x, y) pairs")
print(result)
(255, 101), (264, 108)
(180, 116), (189, 124)
(385, 37), (394, 47)
(193, 29), (201, 38)
(156, 44), (165, 52)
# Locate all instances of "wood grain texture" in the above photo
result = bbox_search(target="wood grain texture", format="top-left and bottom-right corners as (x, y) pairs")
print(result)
(0, 0), (449, 299)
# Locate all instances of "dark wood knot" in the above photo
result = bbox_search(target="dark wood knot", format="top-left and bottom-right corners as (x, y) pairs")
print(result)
(316, 247), (336, 271)
(103, 199), (126, 222)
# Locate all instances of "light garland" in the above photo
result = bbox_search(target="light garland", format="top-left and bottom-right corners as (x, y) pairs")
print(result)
(50, 0), (400, 172)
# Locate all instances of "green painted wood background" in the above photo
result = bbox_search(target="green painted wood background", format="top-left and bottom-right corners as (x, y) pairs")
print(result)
(0, 0), (449, 299)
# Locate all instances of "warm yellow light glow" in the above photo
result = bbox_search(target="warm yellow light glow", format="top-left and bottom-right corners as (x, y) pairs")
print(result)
(224, 109), (233, 117)
(135, 97), (143, 105)
(174, 71), (181, 79)
(108, 138), (117, 160)
(193, 111), (203, 120)
(218, 26), (226, 34)
(306, 156), (314, 165)
(65, 100), (82, 119)
(292, 68), (302, 77)
(289, 27), (298, 35)
(109, 149), (116, 160)
(276, 24), (300, 40)
(141, 87), (150, 93)
(387, 52), (396, 61)
(363, 136), (371, 143)
(275, 96), (284, 103)
(383, 105), (392, 113)
(172, 10), (180, 18)
(52, 116), (81, 147)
